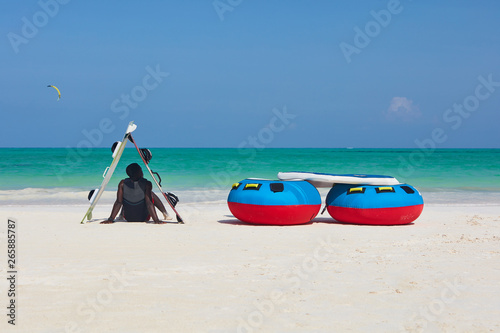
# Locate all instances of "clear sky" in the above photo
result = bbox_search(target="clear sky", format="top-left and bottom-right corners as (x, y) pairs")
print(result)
(1, 0), (499, 148)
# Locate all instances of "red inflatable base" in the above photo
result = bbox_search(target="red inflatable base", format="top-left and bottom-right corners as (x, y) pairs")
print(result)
(228, 202), (321, 225)
(327, 204), (424, 225)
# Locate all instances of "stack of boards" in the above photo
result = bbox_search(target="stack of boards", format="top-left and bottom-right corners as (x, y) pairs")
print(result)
(227, 172), (423, 226)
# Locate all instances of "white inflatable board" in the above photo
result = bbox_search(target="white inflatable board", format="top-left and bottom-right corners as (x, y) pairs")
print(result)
(277, 171), (400, 187)
(80, 121), (137, 223)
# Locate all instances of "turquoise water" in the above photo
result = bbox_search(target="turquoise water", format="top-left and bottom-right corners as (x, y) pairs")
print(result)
(1, 148), (499, 205)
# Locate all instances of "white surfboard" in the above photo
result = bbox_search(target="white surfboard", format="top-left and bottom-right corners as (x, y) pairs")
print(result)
(129, 133), (185, 224)
(80, 121), (137, 223)
(277, 171), (400, 187)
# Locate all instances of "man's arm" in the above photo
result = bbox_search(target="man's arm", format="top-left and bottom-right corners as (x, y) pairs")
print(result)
(145, 181), (162, 223)
(101, 180), (124, 224)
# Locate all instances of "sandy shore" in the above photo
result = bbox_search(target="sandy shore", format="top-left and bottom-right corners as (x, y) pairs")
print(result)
(1, 203), (499, 332)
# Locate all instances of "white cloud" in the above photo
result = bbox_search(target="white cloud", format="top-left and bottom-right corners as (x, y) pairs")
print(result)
(385, 97), (421, 121)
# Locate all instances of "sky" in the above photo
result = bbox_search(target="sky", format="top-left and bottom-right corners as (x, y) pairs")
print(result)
(1, 0), (500, 148)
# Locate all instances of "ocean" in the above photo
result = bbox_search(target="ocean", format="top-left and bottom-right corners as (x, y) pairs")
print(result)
(1, 148), (499, 206)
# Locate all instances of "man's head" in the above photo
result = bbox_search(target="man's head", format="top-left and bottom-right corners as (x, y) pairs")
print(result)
(126, 163), (143, 181)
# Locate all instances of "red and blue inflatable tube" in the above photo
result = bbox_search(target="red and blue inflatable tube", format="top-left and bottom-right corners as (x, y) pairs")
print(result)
(326, 183), (424, 225)
(228, 179), (321, 225)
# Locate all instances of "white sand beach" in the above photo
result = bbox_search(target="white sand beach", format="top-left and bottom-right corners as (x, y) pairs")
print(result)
(1, 203), (499, 332)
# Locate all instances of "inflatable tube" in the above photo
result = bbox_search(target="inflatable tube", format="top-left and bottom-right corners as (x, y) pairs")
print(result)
(326, 183), (424, 225)
(227, 179), (321, 225)
(278, 171), (400, 188)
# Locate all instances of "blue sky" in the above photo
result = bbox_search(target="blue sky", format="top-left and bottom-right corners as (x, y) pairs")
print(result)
(1, 0), (499, 148)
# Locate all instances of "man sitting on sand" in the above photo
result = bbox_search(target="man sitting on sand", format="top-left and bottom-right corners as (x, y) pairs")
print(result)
(101, 163), (171, 224)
